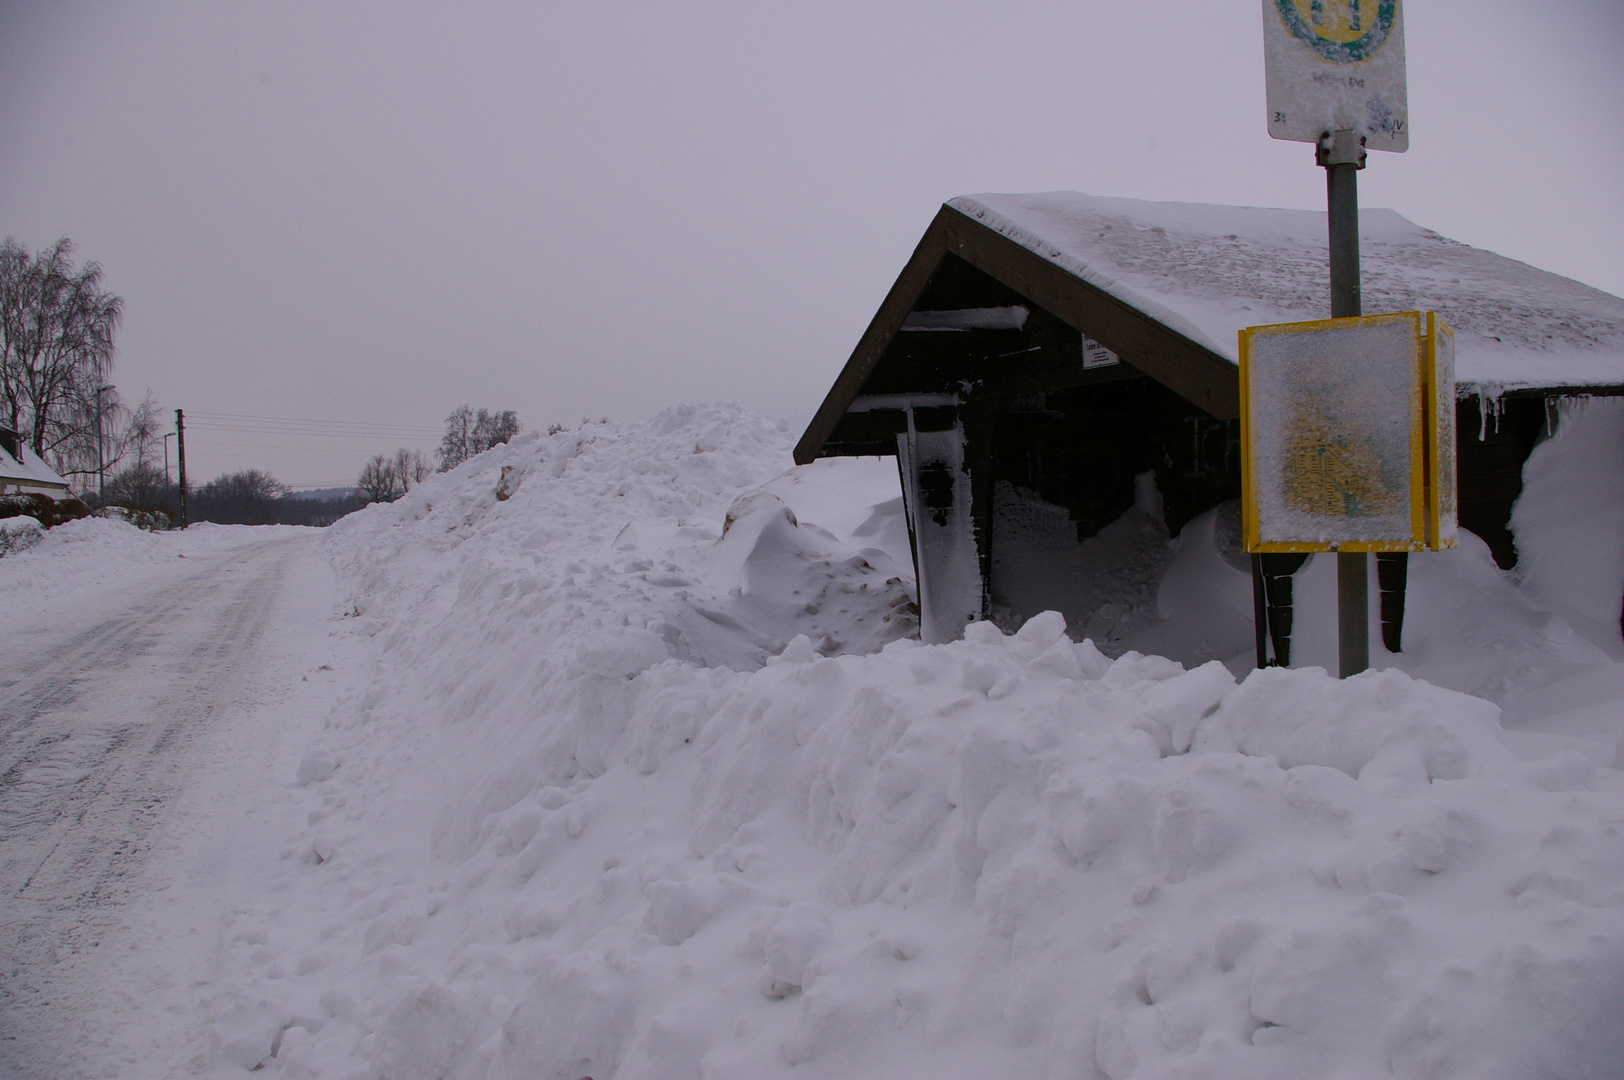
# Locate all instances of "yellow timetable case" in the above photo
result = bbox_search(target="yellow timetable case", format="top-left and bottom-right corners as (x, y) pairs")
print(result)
(1239, 310), (1457, 554)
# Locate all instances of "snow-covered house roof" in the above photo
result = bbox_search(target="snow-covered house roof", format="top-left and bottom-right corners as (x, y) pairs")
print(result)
(0, 428), (72, 497)
(952, 191), (1624, 393)
(797, 191), (1624, 464)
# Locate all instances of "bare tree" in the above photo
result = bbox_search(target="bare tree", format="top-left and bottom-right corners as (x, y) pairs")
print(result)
(194, 469), (290, 525)
(0, 238), (124, 481)
(199, 469), (287, 503)
(95, 393), (170, 510)
(357, 454), (400, 503)
(472, 408), (520, 452)
(103, 460), (168, 509)
(437, 405), (475, 472)
(437, 405), (520, 471)
(94, 391), (164, 495)
(393, 447), (431, 493)
(118, 393), (163, 470)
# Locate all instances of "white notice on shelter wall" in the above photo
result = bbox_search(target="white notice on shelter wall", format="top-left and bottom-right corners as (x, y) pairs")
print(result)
(1263, 0), (1408, 152)
(1082, 338), (1119, 369)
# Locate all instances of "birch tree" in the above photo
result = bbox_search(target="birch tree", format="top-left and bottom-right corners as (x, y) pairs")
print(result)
(0, 238), (125, 478)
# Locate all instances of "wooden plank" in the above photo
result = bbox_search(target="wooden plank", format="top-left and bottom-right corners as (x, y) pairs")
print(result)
(978, 354), (1144, 401)
(1488, 384), (1624, 400)
(793, 211), (953, 465)
(938, 206), (1241, 420)
(817, 361), (1142, 458)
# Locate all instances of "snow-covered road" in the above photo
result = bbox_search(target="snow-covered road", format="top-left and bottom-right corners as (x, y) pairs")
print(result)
(0, 532), (341, 1079)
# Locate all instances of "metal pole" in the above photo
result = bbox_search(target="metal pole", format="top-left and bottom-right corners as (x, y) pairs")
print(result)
(175, 408), (188, 529)
(96, 385), (107, 501)
(1320, 130), (1369, 678)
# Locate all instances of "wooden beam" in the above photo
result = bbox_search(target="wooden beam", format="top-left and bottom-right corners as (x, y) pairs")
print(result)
(1465, 384), (1624, 405)
(794, 211), (953, 465)
(976, 353), (1144, 401)
(938, 206), (1241, 420)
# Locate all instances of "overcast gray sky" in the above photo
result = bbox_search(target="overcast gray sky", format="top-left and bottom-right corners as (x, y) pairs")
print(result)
(3, 0), (1620, 488)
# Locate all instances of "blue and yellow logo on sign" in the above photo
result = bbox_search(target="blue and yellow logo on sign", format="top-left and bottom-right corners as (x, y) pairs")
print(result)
(1275, 0), (1396, 63)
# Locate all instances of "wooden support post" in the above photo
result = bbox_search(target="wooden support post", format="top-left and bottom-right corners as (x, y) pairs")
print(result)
(1376, 552), (1409, 652)
(1255, 552), (1310, 667)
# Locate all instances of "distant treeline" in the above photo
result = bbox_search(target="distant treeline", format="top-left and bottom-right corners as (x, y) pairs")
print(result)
(199, 489), (368, 527)
(75, 403), (531, 529)
(96, 467), (366, 528)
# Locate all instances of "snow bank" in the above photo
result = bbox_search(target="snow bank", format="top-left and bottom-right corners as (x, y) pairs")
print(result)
(323, 404), (915, 675)
(0, 516), (312, 624)
(1512, 397), (1624, 644)
(196, 404), (1624, 1079)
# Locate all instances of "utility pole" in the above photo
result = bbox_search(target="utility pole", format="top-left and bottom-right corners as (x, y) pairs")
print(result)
(96, 383), (115, 502)
(1319, 129), (1369, 678)
(175, 408), (188, 529)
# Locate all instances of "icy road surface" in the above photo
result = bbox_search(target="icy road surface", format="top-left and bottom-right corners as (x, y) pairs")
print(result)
(0, 531), (342, 1079)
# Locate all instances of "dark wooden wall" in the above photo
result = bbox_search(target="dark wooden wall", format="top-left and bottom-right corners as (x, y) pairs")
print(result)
(987, 376), (1241, 543)
(984, 387), (1547, 567)
(1456, 395), (1549, 570)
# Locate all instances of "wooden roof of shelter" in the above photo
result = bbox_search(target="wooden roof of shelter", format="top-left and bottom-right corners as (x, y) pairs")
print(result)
(797, 192), (1624, 465)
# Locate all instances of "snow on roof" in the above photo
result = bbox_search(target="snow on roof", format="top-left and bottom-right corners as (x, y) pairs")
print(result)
(950, 192), (1624, 393)
(0, 436), (71, 492)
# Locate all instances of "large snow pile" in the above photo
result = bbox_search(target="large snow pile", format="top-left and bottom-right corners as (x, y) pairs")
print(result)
(326, 406), (916, 675)
(190, 403), (1624, 1080)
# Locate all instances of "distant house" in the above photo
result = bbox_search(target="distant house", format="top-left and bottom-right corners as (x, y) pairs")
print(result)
(796, 192), (1624, 658)
(0, 427), (72, 500)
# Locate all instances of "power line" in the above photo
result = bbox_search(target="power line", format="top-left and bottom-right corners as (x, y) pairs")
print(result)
(183, 427), (438, 443)
(187, 410), (440, 431)
(174, 440), (426, 455)
(186, 422), (438, 441)
(185, 413), (438, 437)
(185, 421), (436, 433)
(173, 410), (446, 491)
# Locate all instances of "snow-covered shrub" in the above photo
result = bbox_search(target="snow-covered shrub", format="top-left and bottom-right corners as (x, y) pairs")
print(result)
(0, 515), (43, 556)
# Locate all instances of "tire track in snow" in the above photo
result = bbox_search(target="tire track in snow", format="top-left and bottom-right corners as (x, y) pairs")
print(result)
(0, 537), (303, 1078)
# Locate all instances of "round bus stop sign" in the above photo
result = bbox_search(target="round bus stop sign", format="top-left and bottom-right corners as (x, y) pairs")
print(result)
(1263, 0), (1409, 151)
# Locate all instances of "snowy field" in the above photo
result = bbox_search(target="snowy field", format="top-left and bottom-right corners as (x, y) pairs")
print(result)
(2, 402), (1623, 1079)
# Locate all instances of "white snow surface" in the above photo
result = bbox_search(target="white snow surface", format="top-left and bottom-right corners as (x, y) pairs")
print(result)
(4, 403), (1624, 1079)
(950, 192), (1624, 393)
(0, 517), (310, 606)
